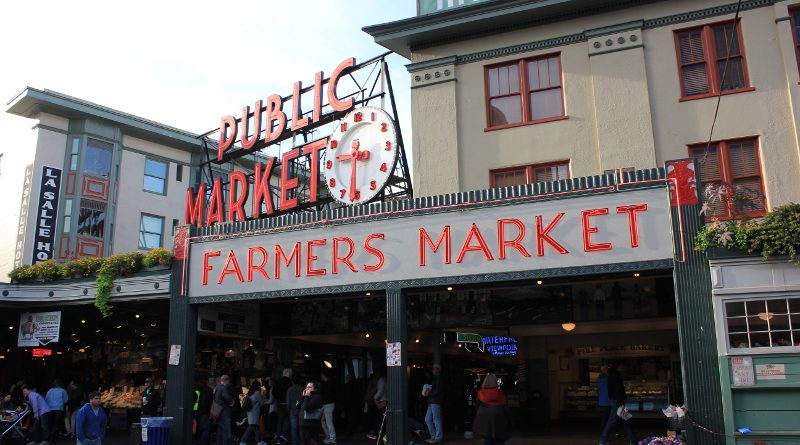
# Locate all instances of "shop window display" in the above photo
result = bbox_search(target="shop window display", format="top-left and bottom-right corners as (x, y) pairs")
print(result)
(725, 297), (800, 350)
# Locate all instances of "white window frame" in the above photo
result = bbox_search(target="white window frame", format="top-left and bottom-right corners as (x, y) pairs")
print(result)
(716, 294), (800, 355)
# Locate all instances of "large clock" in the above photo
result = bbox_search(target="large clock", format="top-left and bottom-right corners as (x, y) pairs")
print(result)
(324, 107), (398, 205)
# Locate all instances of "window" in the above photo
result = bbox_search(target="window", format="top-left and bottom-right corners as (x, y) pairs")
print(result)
(790, 8), (800, 74)
(83, 138), (113, 178)
(176, 164), (184, 182)
(689, 138), (765, 218)
(139, 214), (164, 249)
(62, 199), (73, 233)
(485, 54), (564, 128)
(69, 138), (80, 171)
(490, 161), (570, 188)
(725, 297), (800, 350)
(674, 21), (750, 99)
(77, 200), (106, 238)
(143, 158), (168, 194)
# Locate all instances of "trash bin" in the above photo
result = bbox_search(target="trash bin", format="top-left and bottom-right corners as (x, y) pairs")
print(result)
(140, 417), (173, 445)
(130, 423), (142, 445)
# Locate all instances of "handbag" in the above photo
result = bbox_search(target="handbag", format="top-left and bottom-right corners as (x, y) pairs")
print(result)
(210, 400), (223, 422)
(617, 405), (632, 420)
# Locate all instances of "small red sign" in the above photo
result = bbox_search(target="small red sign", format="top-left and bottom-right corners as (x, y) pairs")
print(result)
(32, 348), (52, 357)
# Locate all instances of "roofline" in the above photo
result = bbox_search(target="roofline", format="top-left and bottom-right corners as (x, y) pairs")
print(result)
(6, 87), (203, 150)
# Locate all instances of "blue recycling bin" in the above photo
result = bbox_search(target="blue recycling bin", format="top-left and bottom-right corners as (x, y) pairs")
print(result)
(140, 417), (173, 445)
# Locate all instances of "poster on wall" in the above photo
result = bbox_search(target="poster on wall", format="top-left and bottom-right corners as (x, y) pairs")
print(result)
(32, 166), (62, 263)
(386, 342), (402, 367)
(17, 311), (61, 347)
(731, 356), (755, 387)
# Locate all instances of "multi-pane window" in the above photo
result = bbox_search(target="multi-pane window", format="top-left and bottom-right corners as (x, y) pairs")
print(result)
(675, 21), (749, 99)
(83, 138), (113, 178)
(491, 161), (570, 188)
(143, 158), (168, 194)
(139, 214), (164, 249)
(77, 200), (106, 238)
(689, 138), (765, 219)
(69, 138), (80, 171)
(725, 297), (800, 350)
(62, 199), (73, 233)
(485, 54), (564, 128)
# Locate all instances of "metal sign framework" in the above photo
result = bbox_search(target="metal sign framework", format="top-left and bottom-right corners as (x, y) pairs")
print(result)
(193, 51), (412, 219)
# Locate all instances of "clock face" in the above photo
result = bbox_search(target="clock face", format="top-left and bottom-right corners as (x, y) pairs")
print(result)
(324, 107), (398, 205)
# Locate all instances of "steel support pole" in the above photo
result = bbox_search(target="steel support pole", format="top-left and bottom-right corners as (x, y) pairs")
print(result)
(386, 286), (408, 445)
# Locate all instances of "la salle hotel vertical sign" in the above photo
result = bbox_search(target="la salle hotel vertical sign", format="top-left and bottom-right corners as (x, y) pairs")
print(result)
(33, 166), (62, 263)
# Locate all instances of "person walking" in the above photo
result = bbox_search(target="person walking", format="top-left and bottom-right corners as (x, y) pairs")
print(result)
(23, 385), (52, 445)
(240, 381), (266, 445)
(45, 379), (68, 441)
(599, 365), (636, 445)
(141, 378), (161, 418)
(197, 377), (214, 445)
(366, 370), (386, 441)
(274, 369), (293, 444)
(75, 391), (107, 445)
(472, 374), (510, 445)
(424, 364), (443, 444)
(298, 381), (324, 445)
(65, 380), (83, 440)
(286, 375), (304, 445)
(318, 372), (336, 445)
(597, 365), (611, 429)
(215, 375), (235, 445)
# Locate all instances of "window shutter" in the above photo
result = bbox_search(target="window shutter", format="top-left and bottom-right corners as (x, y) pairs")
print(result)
(678, 31), (709, 96)
(728, 140), (758, 178)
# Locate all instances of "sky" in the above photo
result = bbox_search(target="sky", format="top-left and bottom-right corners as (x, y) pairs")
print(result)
(0, 0), (416, 278)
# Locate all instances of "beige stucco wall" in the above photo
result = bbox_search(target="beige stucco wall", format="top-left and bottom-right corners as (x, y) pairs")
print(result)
(409, 0), (800, 210)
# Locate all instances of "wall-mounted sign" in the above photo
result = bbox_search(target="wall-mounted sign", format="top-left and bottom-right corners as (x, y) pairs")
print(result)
(32, 166), (61, 263)
(188, 188), (672, 298)
(32, 348), (52, 357)
(18, 311), (61, 347)
(756, 363), (786, 380)
(483, 336), (518, 357)
(14, 164), (33, 268)
(168, 345), (181, 366)
(732, 356), (755, 387)
(574, 344), (667, 358)
(386, 342), (402, 367)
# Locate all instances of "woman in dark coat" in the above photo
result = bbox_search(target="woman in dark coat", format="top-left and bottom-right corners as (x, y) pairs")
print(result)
(472, 373), (510, 445)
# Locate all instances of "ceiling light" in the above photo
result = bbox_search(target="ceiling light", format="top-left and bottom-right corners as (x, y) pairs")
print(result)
(81, 319), (86, 324)
(150, 322), (157, 327)
(562, 322), (576, 332)
(323, 360), (333, 369)
(447, 287), (453, 291)
(303, 353), (310, 358)
(758, 312), (774, 321)
(415, 339), (420, 343)
(78, 348), (85, 353)
(116, 325), (122, 329)
(365, 333), (371, 338)
(56, 351), (62, 355)
(96, 329), (101, 333)
(536, 280), (543, 285)
(135, 314), (140, 318)
(458, 343), (463, 348)
(7, 326), (12, 330)
(366, 292), (371, 296)
(634, 273), (640, 277)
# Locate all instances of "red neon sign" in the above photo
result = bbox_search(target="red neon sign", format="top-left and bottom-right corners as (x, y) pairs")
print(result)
(32, 348), (52, 357)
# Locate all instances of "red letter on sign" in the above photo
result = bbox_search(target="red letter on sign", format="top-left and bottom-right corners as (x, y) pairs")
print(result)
(302, 138), (328, 203)
(363, 233), (385, 272)
(498, 218), (531, 260)
(264, 94), (286, 144)
(313, 71), (323, 123)
(247, 247), (269, 282)
(202, 250), (221, 285)
(252, 159), (276, 218)
(291, 81), (310, 131)
(328, 57), (355, 112)
(275, 242), (302, 279)
(306, 239), (327, 277)
(582, 208), (612, 252)
(241, 101), (262, 151)
(419, 226), (451, 266)
(332, 237), (358, 274)
(227, 171), (249, 222)
(185, 183), (206, 226)
(218, 115), (237, 161)
(457, 224), (494, 263)
(218, 250), (244, 284)
(536, 213), (569, 256)
(616, 204), (648, 248)
(280, 148), (300, 211)
(206, 178), (225, 226)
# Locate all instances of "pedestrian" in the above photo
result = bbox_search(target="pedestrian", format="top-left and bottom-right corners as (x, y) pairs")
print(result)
(65, 380), (83, 440)
(274, 369), (293, 444)
(472, 373), (510, 445)
(75, 391), (106, 445)
(298, 381), (323, 445)
(424, 364), (443, 444)
(45, 379), (68, 441)
(286, 375), (304, 445)
(240, 380), (266, 445)
(141, 378), (161, 418)
(23, 385), (52, 445)
(318, 372), (336, 445)
(215, 375), (235, 445)
(196, 377), (214, 445)
(365, 369), (386, 441)
(597, 365), (611, 429)
(599, 365), (636, 445)
(342, 374), (361, 435)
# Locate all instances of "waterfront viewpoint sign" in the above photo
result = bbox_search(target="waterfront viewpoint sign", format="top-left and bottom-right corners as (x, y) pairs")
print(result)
(187, 188), (672, 298)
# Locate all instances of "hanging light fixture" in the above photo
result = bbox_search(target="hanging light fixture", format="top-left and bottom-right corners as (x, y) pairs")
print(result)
(561, 322), (576, 332)
(758, 312), (774, 321)
(323, 360), (333, 369)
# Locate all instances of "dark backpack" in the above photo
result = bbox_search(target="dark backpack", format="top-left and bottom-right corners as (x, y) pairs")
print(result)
(242, 395), (253, 412)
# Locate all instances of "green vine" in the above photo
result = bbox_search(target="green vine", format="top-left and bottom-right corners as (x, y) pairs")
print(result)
(93, 252), (143, 317)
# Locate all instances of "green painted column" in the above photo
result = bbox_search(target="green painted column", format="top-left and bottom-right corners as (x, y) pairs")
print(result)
(164, 228), (197, 443)
(386, 286), (409, 445)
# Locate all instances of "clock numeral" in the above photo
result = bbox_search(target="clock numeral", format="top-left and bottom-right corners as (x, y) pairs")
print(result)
(352, 190), (361, 202)
(385, 141), (392, 151)
(330, 140), (338, 149)
(326, 160), (333, 169)
(354, 112), (363, 122)
(340, 188), (347, 199)
(380, 163), (388, 173)
(329, 178), (336, 187)
(371, 112), (376, 121)
(370, 180), (377, 191)
(340, 122), (348, 132)
(380, 122), (388, 132)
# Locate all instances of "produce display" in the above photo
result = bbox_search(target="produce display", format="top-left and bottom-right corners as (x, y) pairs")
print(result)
(99, 387), (142, 409)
